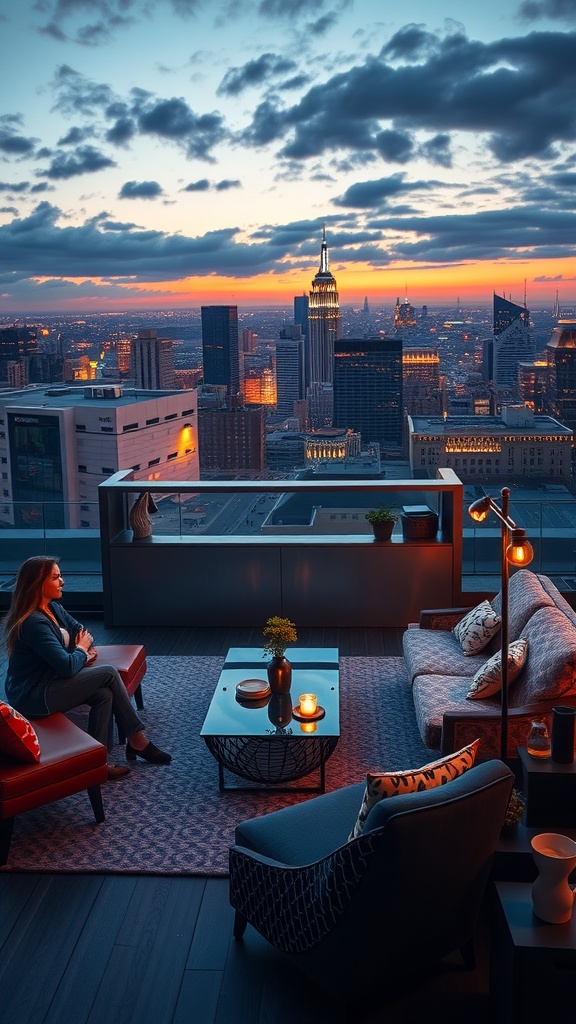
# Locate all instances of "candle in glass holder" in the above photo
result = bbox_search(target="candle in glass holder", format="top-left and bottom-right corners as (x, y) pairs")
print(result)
(299, 693), (317, 717)
(299, 720), (317, 734)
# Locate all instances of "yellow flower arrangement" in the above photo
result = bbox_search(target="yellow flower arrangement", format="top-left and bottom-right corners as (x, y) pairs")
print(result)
(262, 615), (297, 658)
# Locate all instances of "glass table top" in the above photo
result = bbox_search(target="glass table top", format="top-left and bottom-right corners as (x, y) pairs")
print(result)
(201, 646), (340, 739)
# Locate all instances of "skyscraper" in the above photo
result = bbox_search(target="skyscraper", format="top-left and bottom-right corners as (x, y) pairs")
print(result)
(333, 338), (403, 450)
(493, 293), (534, 395)
(131, 329), (175, 389)
(546, 319), (576, 440)
(294, 293), (310, 388)
(308, 228), (340, 426)
(275, 328), (305, 418)
(201, 305), (240, 397)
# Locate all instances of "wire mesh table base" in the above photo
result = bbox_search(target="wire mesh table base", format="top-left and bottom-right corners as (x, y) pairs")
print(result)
(203, 734), (339, 792)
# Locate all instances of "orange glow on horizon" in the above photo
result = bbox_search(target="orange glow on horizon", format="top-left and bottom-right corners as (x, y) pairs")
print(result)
(30, 254), (576, 311)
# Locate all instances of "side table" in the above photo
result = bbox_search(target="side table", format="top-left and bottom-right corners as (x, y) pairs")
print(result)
(490, 881), (576, 1023)
(519, 745), (576, 828)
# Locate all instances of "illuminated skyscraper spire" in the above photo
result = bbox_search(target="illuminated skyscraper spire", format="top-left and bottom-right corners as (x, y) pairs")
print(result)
(308, 227), (340, 426)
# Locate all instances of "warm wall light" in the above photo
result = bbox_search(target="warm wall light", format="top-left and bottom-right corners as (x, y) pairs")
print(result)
(298, 693), (317, 717)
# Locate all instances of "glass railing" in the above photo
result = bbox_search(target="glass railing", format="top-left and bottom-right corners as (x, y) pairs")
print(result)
(464, 499), (576, 579)
(0, 501), (101, 576)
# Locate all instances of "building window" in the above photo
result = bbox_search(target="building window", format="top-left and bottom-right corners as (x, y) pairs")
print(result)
(78, 465), (87, 473)
(1, 457), (6, 464)
(148, 457), (160, 467)
(164, 413), (177, 420)
(101, 427), (113, 432)
(132, 464), (141, 471)
(76, 424), (86, 431)
(167, 452), (177, 460)
(102, 467), (115, 474)
(181, 409), (194, 416)
(81, 504), (90, 511)
(146, 417), (159, 425)
(80, 519), (90, 527)
(122, 422), (138, 432)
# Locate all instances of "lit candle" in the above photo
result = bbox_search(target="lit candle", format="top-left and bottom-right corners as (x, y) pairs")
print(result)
(299, 693), (317, 717)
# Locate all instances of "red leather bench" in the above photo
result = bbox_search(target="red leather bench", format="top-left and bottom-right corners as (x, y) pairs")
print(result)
(0, 712), (107, 865)
(92, 644), (147, 743)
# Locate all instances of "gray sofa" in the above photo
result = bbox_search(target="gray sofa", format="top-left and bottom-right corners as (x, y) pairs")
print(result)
(403, 570), (576, 759)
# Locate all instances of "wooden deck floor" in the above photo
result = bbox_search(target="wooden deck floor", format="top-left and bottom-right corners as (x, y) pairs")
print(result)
(0, 624), (494, 1024)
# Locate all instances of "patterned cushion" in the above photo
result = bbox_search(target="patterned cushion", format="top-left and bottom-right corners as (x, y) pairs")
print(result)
(512, 606), (576, 705)
(452, 601), (501, 655)
(348, 739), (479, 839)
(492, 569), (554, 642)
(467, 639), (529, 700)
(0, 701), (41, 763)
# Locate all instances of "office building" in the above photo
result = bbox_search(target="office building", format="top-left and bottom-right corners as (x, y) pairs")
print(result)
(0, 326), (39, 385)
(275, 329), (305, 418)
(131, 329), (175, 390)
(402, 347), (443, 415)
(546, 319), (576, 438)
(201, 305), (240, 397)
(198, 404), (265, 474)
(408, 405), (572, 482)
(333, 337), (403, 450)
(294, 293), (310, 388)
(308, 229), (340, 426)
(493, 293), (534, 395)
(0, 384), (199, 529)
(519, 361), (548, 414)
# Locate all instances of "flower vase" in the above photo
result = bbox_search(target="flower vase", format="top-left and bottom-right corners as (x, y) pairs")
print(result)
(267, 656), (292, 695)
(531, 832), (576, 924)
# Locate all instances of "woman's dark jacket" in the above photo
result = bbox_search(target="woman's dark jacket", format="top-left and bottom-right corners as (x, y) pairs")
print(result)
(5, 602), (87, 717)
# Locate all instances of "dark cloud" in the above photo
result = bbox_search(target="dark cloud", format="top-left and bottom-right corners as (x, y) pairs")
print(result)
(0, 116), (37, 157)
(333, 173), (434, 208)
(38, 145), (116, 179)
(0, 181), (30, 193)
(57, 125), (92, 145)
(519, 0), (576, 21)
(183, 179), (211, 191)
(420, 134), (452, 168)
(241, 28), (576, 166)
(119, 180), (163, 199)
(134, 96), (227, 161)
(215, 179), (241, 190)
(218, 54), (297, 97)
(374, 129), (414, 164)
(105, 116), (135, 145)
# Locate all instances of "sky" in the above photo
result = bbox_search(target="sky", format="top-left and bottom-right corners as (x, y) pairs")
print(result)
(0, 0), (575, 314)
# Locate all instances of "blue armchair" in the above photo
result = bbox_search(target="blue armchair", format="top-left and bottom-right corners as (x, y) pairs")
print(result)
(229, 760), (514, 999)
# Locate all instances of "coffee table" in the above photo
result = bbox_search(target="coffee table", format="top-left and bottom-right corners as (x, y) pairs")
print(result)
(200, 646), (340, 791)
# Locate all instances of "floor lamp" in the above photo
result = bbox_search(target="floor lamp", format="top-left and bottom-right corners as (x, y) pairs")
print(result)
(468, 487), (534, 762)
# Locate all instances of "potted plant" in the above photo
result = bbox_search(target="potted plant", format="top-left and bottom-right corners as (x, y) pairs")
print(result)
(365, 505), (398, 542)
(262, 615), (297, 694)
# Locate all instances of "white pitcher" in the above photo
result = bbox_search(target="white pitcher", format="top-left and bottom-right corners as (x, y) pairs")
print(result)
(531, 832), (576, 924)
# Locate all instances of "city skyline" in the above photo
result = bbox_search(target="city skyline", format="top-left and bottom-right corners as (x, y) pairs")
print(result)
(1, 0), (575, 314)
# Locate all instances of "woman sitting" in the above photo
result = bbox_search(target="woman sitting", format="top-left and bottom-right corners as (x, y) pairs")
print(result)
(3, 556), (171, 780)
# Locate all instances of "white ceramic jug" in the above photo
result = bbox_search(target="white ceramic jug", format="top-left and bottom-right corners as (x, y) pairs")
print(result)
(531, 832), (576, 924)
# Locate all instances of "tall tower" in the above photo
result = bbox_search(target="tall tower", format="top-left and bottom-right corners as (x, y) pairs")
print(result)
(493, 292), (534, 396)
(333, 337), (403, 450)
(276, 328), (305, 418)
(131, 329), (175, 389)
(546, 319), (576, 440)
(201, 305), (240, 397)
(293, 293), (310, 388)
(308, 228), (340, 426)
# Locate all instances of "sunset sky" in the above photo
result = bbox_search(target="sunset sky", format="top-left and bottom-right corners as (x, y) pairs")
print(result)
(1, 0), (575, 313)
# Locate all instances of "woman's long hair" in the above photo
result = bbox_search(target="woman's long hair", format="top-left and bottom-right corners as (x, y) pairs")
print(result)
(4, 556), (58, 656)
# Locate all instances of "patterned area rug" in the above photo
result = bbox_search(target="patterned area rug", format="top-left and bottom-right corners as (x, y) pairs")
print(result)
(3, 656), (432, 876)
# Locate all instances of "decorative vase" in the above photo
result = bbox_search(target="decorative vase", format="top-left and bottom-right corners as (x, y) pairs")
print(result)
(129, 491), (158, 540)
(267, 656), (292, 695)
(531, 832), (576, 924)
(372, 522), (394, 542)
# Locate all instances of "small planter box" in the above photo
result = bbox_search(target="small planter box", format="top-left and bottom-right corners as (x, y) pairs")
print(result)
(401, 505), (439, 540)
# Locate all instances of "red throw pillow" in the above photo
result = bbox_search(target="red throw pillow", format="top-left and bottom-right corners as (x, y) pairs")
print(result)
(0, 702), (41, 763)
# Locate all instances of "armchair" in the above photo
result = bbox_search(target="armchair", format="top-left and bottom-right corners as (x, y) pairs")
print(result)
(230, 760), (514, 1001)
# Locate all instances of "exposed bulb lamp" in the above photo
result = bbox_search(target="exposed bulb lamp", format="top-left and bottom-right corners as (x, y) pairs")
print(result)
(467, 487), (534, 761)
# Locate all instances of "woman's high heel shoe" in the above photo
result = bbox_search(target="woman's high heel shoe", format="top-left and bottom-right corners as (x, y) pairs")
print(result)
(126, 740), (172, 765)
